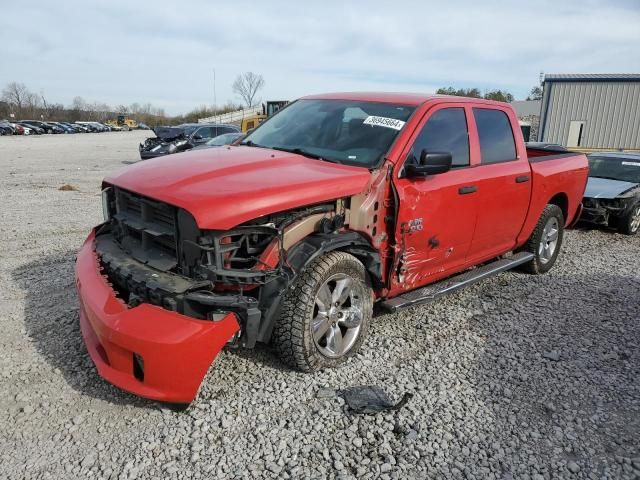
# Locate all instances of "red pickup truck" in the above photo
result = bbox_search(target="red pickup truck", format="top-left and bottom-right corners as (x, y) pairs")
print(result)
(76, 93), (589, 403)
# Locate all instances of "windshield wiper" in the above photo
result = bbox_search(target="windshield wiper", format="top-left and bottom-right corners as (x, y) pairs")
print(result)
(270, 147), (342, 163)
(239, 140), (267, 148)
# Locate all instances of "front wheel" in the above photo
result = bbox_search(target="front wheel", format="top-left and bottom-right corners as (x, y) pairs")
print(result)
(518, 204), (565, 274)
(617, 203), (640, 235)
(272, 251), (373, 372)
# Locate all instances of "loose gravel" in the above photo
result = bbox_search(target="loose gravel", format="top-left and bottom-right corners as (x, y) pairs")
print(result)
(1, 132), (639, 480)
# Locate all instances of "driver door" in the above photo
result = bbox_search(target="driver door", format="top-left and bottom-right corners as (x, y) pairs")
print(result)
(391, 104), (481, 292)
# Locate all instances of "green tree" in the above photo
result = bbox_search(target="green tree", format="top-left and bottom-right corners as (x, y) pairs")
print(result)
(483, 90), (514, 103)
(526, 86), (543, 101)
(436, 87), (482, 98)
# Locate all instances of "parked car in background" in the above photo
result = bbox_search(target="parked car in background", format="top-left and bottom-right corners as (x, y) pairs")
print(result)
(59, 122), (84, 133)
(75, 122), (100, 132)
(11, 123), (26, 135)
(78, 93), (589, 403)
(63, 122), (89, 133)
(50, 122), (78, 133)
(139, 123), (240, 159)
(191, 132), (244, 150)
(44, 122), (65, 134)
(581, 152), (640, 235)
(17, 122), (44, 134)
(21, 120), (58, 134)
(0, 120), (15, 135)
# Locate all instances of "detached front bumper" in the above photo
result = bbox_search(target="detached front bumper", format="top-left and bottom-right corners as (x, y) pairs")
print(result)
(75, 231), (240, 403)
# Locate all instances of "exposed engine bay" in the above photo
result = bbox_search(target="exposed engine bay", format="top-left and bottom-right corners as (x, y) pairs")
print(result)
(97, 185), (383, 349)
(139, 127), (192, 159)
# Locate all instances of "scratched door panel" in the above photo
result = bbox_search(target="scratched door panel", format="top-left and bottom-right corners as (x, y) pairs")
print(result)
(392, 169), (479, 292)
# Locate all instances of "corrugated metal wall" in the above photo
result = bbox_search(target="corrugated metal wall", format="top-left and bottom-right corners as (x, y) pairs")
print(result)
(539, 81), (640, 148)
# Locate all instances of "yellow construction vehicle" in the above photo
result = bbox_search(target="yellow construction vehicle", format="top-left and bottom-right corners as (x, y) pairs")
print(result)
(240, 101), (288, 132)
(107, 114), (139, 130)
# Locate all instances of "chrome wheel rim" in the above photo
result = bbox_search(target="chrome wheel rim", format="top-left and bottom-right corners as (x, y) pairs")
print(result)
(630, 206), (640, 233)
(539, 216), (559, 264)
(311, 273), (364, 358)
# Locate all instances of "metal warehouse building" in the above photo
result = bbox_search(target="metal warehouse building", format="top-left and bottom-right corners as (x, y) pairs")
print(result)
(539, 74), (640, 150)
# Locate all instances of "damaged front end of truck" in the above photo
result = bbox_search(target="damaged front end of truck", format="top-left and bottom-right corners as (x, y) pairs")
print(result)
(78, 177), (386, 402)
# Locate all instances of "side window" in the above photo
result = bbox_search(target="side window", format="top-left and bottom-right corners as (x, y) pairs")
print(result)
(409, 108), (469, 167)
(473, 108), (517, 164)
(217, 127), (233, 135)
(195, 127), (213, 139)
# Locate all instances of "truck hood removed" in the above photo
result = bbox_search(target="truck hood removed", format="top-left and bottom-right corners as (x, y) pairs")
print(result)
(106, 146), (371, 229)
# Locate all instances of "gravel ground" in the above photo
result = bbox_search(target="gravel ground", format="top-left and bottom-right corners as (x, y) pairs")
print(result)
(0, 132), (639, 480)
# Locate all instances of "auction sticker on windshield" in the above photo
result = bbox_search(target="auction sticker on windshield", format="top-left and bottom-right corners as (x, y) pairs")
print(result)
(622, 161), (640, 167)
(363, 116), (406, 131)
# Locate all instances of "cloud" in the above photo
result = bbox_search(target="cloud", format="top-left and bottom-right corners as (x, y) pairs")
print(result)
(1, 0), (639, 115)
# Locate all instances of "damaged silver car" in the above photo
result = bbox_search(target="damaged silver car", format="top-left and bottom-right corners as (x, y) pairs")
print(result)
(139, 123), (240, 160)
(581, 152), (640, 235)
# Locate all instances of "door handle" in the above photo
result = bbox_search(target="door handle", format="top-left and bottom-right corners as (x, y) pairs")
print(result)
(515, 175), (530, 183)
(458, 185), (477, 195)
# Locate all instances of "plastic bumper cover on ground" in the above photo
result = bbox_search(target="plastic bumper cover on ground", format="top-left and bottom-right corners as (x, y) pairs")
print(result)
(75, 230), (240, 403)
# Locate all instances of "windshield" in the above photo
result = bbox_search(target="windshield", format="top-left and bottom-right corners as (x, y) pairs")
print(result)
(206, 133), (242, 146)
(242, 99), (415, 167)
(588, 156), (640, 183)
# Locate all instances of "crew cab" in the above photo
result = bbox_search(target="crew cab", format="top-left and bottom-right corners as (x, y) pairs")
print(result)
(76, 93), (589, 403)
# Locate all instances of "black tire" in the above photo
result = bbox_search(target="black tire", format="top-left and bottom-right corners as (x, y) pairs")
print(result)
(518, 204), (565, 274)
(616, 203), (640, 235)
(272, 251), (373, 372)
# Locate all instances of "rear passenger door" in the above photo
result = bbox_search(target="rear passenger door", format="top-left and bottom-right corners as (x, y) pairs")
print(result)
(467, 107), (531, 262)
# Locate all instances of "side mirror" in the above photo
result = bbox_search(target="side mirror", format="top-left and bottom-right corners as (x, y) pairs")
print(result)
(192, 134), (203, 140)
(405, 150), (452, 177)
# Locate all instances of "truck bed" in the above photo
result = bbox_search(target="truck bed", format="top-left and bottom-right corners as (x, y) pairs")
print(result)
(516, 148), (589, 246)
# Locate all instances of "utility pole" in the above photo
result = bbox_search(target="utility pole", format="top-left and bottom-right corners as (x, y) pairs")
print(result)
(213, 68), (217, 124)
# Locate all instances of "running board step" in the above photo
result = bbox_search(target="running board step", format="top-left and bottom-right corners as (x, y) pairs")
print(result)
(380, 252), (534, 313)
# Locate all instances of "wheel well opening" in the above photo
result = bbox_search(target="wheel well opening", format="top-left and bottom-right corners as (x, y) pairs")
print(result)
(336, 246), (383, 290)
(549, 193), (568, 221)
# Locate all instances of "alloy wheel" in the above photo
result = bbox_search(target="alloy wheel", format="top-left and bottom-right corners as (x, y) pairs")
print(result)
(630, 206), (640, 233)
(539, 216), (559, 264)
(311, 273), (365, 358)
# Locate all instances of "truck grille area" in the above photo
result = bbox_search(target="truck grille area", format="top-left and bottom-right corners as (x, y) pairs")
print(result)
(95, 233), (211, 315)
(111, 187), (179, 271)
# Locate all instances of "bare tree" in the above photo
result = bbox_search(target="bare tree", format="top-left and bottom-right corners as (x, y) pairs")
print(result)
(232, 72), (265, 107)
(2, 82), (30, 115)
(25, 92), (42, 118)
(72, 96), (87, 111)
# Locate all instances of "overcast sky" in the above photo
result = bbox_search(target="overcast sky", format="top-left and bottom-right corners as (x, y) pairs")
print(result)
(1, 0), (639, 115)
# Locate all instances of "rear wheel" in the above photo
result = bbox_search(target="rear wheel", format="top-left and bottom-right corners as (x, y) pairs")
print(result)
(272, 251), (372, 372)
(518, 204), (565, 274)
(617, 203), (640, 235)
